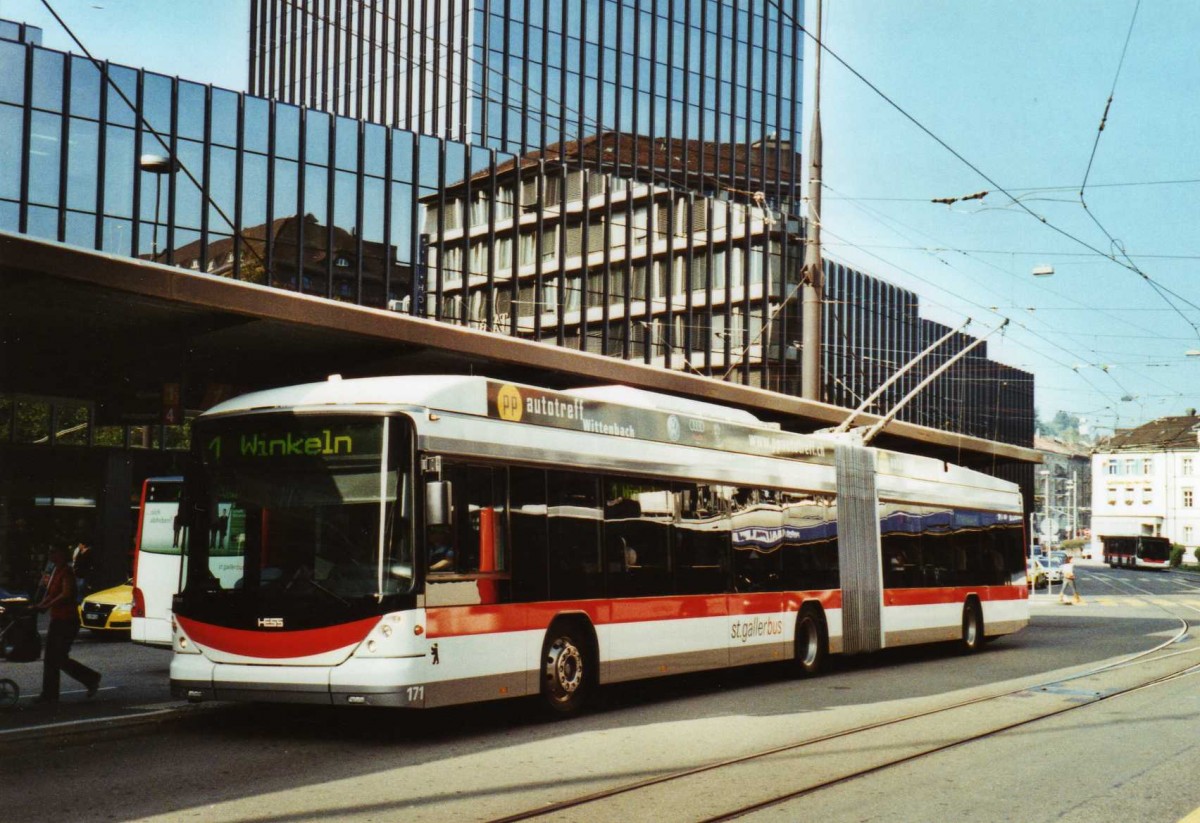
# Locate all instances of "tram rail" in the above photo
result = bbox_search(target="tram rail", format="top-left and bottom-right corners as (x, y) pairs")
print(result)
(488, 570), (1197, 822)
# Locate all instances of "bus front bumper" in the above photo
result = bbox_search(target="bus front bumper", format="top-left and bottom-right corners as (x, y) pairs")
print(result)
(170, 653), (428, 707)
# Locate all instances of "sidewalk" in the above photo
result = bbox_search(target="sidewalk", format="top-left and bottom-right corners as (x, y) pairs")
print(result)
(0, 615), (200, 745)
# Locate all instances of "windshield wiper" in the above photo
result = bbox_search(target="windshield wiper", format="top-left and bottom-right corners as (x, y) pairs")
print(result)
(285, 569), (349, 606)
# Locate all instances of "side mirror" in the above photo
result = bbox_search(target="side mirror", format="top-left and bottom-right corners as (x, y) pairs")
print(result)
(425, 481), (452, 527)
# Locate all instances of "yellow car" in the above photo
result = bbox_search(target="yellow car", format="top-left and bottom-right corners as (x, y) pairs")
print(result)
(1026, 557), (1048, 590)
(78, 581), (134, 634)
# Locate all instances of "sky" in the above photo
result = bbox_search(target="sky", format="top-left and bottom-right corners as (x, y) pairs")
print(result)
(3, 0), (1198, 436)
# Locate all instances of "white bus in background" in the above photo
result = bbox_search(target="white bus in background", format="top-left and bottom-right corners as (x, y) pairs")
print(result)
(131, 477), (244, 647)
(130, 477), (184, 648)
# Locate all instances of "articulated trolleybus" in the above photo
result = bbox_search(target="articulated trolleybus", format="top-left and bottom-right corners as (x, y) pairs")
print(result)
(170, 375), (1028, 713)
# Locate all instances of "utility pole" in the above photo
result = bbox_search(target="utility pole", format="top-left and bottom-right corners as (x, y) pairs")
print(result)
(1075, 470), (1084, 542)
(801, 0), (823, 401)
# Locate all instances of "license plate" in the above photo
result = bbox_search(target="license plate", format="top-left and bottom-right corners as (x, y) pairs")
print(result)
(85, 612), (100, 620)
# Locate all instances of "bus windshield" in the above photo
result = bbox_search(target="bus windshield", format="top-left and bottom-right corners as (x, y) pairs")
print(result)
(186, 414), (414, 608)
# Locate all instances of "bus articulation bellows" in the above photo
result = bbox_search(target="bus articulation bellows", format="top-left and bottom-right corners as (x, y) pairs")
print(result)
(169, 375), (1029, 713)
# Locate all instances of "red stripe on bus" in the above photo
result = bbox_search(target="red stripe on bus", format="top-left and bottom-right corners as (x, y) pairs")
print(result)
(884, 585), (1027, 607)
(425, 591), (844, 638)
(177, 615), (378, 658)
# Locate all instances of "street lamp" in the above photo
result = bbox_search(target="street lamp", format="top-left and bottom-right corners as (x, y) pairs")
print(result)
(139, 153), (180, 261)
(1031, 264), (1055, 277)
(1038, 469), (1055, 547)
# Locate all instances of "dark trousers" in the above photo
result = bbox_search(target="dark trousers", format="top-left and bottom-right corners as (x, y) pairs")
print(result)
(42, 618), (99, 699)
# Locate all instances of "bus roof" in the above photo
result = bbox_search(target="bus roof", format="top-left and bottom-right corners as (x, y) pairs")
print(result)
(201, 375), (1018, 500)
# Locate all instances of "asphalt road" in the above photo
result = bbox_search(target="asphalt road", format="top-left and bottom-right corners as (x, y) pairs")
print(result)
(2, 565), (1199, 823)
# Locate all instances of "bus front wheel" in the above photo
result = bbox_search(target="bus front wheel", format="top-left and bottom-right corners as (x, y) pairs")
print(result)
(540, 622), (593, 716)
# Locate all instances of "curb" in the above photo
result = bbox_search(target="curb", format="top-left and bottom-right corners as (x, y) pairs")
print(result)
(0, 701), (211, 748)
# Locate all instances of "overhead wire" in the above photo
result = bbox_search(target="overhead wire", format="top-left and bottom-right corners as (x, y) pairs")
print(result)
(818, 181), (1180, 398)
(763, 0), (1200, 343)
(1072, 0), (1200, 339)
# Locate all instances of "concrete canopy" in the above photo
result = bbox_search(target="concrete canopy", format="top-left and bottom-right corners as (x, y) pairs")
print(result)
(1, 231), (1038, 467)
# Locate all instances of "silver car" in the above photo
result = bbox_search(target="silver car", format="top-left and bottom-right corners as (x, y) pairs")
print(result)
(1043, 557), (1064, 583)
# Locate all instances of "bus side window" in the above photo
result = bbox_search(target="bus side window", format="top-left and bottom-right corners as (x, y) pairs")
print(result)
(673, 483), (729, 596)
(780, 492), (838, 591)
(427, 463), (508, 578)
(730, 486), (782, 593)
(547, 471), (603, 600)
(606, 478), (673, 597)
(510, 467), (548, 602)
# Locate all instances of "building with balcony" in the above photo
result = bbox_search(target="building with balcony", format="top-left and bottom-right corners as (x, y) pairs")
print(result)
(1091, 412), (1200, 560)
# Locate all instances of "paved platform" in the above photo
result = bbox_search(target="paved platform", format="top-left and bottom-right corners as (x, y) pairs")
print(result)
(0, 615), (198, 743)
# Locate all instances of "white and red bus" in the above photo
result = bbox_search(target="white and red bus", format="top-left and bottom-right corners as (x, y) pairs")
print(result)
(130, 477), (183, 648)
(170, 376), (1028, 713)
(1101, 535), (1171, 570)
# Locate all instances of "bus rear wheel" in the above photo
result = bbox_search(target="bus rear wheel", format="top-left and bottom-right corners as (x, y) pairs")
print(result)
(540, 623), (593, 716)
(791, 608), (827, 677)
(960, 600), (984, 654)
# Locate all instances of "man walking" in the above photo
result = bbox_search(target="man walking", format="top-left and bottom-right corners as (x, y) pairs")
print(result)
(1060, 555), (1083, 605)
(72, 539), (95, 603)
(34, 545), (101, 703)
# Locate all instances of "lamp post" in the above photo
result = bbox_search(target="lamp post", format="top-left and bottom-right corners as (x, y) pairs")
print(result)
(1039, 469), (1052, 546)
(1065, 473), (1078, 539)
(139, 153), (179, 261)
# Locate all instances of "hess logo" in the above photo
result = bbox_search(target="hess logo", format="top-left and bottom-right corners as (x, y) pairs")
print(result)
(496, 384), (523, 422)
(257, 617), (285, 628)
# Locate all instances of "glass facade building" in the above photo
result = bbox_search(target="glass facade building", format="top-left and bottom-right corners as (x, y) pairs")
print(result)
(1, 9), (1033, 441)
(250, 0), (804, 214)
(0, 8), (1035, 589)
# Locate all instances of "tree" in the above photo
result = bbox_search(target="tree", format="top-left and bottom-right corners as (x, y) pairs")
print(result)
(1037, 410), (1086, 445)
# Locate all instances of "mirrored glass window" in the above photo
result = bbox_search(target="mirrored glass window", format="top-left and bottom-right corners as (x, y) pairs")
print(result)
(243, 96), (269, 154)
(0, 104), (22, 200)
(363, 122), (385, 177)
(66, 117), (99, 211)
(103, 124), (135, 217)
(31, 48), (63, 112)
(275, 102), (300, 160)
(211, 89), (239, 148)
(26, 204), (57, 240)
(207, 146), (237, 236)
(335, 116), (359, 171)
(174, 139), (204, 230)
(65, 209), (96, 249)
(177, 81), (206, 141)
(142, 72), (173, 137)
(0, 200), (17, 232)
(0, 40), (25, 105)
(105, 65), (138, 127)
(101, 216), (131, 254)
(304, 109), (329, 162)
(68, 56), (100, 119)
(273, 157), (298, 222)
(390, 130), (413, 182)
(28, 111), (62, 207)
